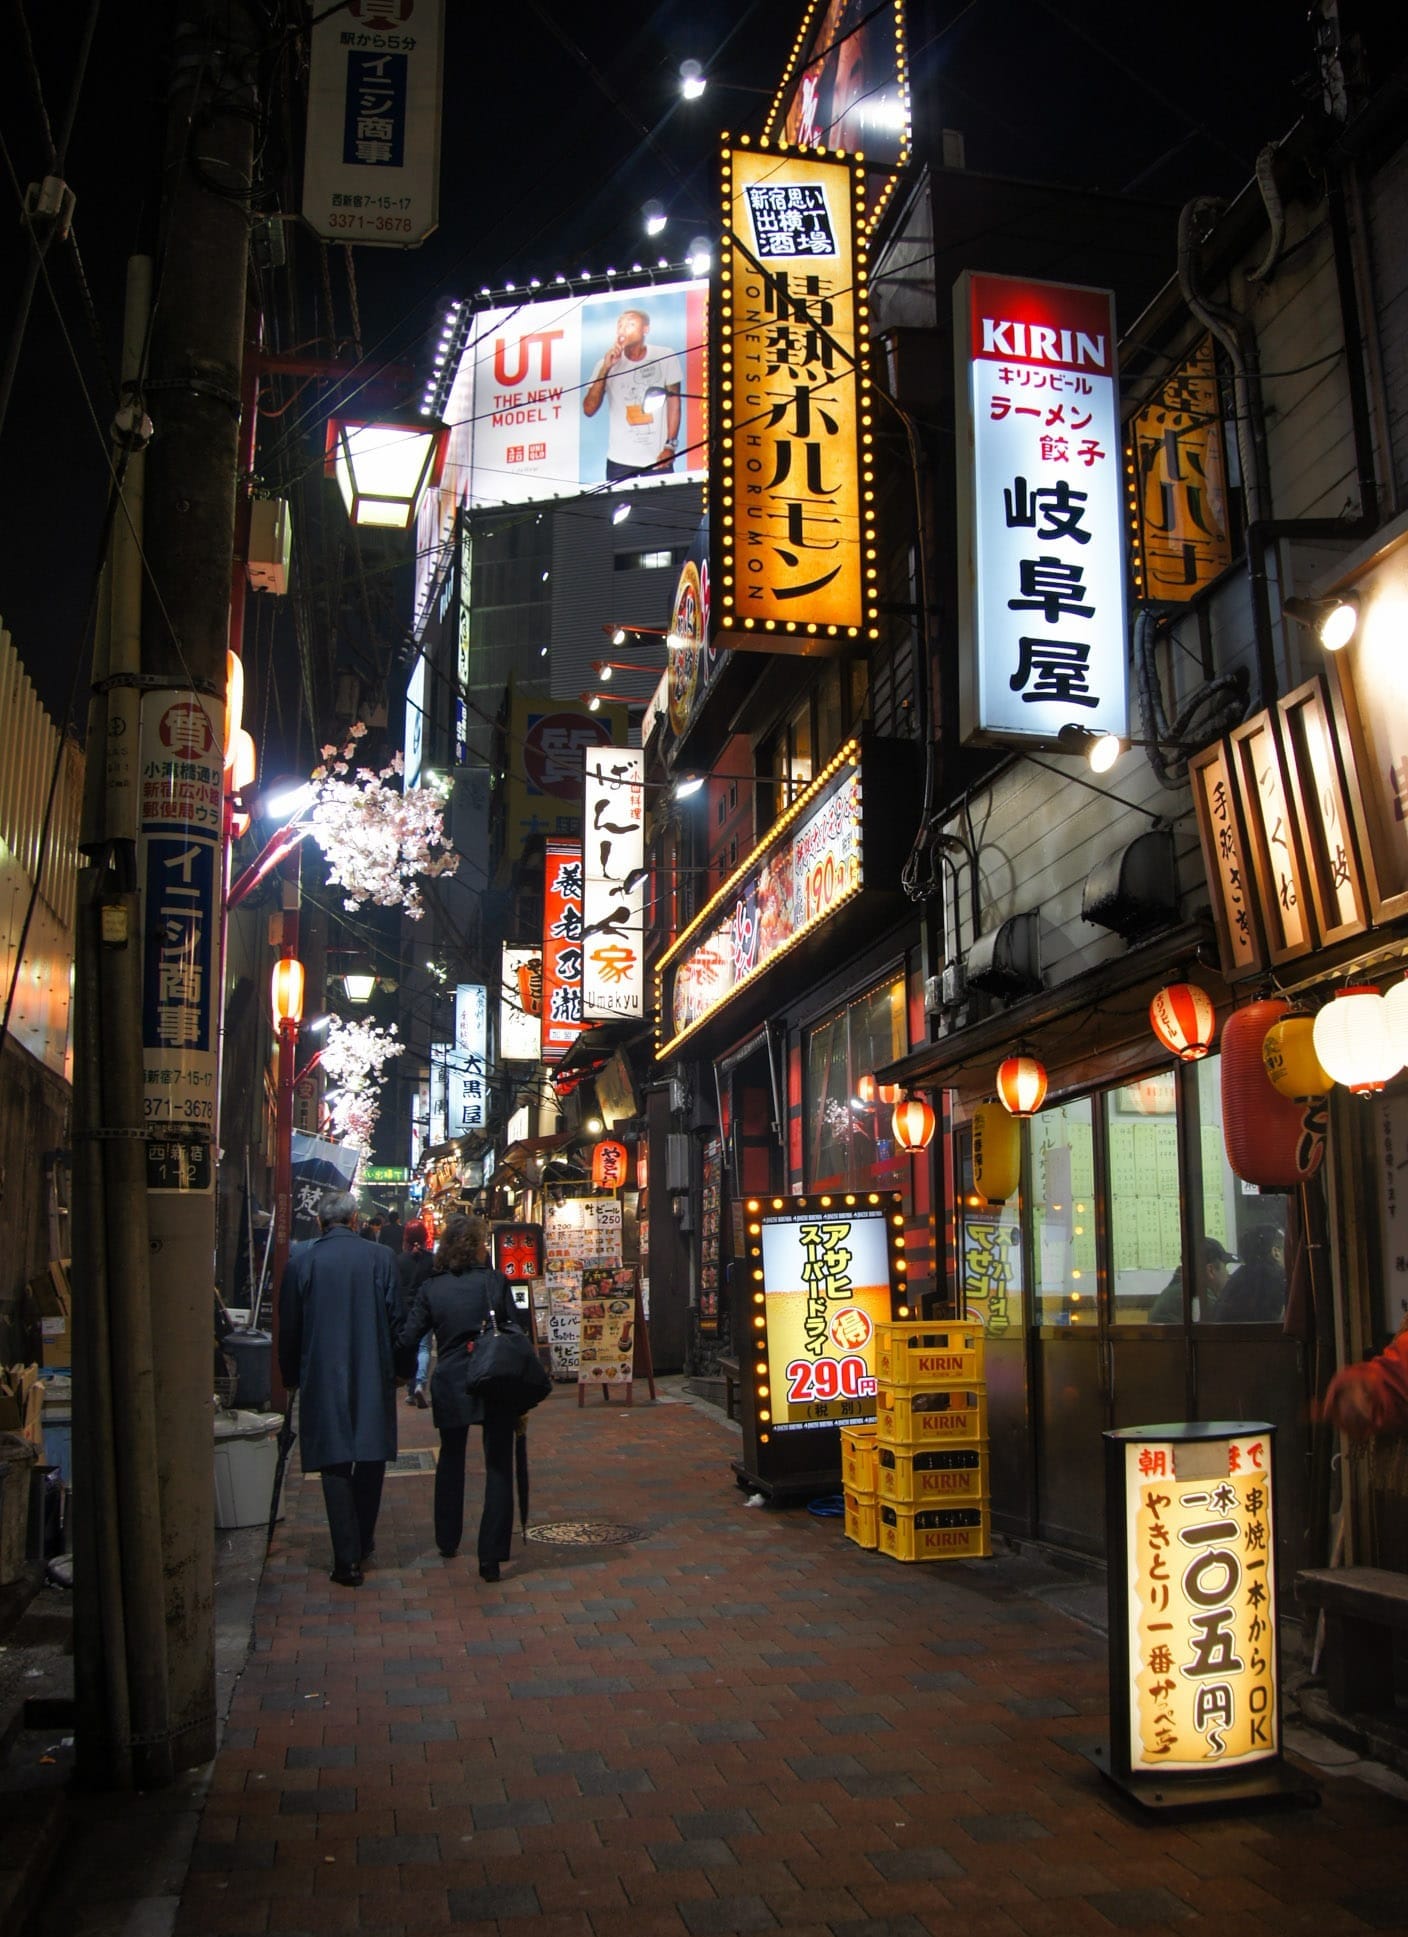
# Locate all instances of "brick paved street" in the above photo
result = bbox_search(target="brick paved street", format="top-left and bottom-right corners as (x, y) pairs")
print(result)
(170, 1385), (1408, 1936)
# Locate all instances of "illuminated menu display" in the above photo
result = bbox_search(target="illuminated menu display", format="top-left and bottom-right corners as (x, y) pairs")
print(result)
(657, 745), (862, 1056)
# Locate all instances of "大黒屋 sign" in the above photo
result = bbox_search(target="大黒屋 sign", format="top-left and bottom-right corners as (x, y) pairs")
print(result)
(714, 143), (876, 653)
(447, 982), (487, 1136)
(955, 270), (1127, 746)
(302, 0), (444, 247)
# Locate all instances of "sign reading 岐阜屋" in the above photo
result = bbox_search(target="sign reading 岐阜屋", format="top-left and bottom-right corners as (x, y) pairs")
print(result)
(955, 271), (1128, 746)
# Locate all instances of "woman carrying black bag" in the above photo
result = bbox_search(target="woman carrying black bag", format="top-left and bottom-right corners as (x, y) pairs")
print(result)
(396, 1214), (520, 1578)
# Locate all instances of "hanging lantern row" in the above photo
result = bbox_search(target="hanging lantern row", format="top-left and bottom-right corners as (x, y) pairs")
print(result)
(857, 1073), (902, 1107)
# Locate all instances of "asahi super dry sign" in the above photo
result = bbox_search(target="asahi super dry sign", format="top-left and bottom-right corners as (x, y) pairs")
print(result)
(955, 271), (1127, 745)
(715, 143), (875, 651)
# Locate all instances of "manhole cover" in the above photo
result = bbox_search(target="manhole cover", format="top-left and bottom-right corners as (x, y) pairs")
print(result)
(525, 1520), (643, 1547)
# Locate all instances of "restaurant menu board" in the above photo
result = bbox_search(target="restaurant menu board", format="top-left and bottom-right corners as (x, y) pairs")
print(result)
(543, 1198), (624, 1379)
(578, 1264), (638, 1389)
(1123, 1432), (1278, 1773)
(760, 1203), (893, 1432)
(699, 1137), (723, 1333)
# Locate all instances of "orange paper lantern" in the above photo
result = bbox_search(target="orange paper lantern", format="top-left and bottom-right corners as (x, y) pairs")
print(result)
(891, 1096), (936, 1152)
(1149, 982), (1216, 1061)
(590, 1139), (629, 1189)
(996, 1055), (1048, 1119)
(1221, 998), (1325, 1186)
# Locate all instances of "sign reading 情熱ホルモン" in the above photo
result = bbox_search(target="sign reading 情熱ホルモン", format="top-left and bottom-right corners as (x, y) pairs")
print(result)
(955, 271), (1127, 746)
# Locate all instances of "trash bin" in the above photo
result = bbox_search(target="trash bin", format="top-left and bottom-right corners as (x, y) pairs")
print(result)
(212, 1409), (283, 1529)
(223, 1328), (272, 1410)
(0, 1432), (38, 1584)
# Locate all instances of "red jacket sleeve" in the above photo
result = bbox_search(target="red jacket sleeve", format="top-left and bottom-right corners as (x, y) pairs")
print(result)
(1328, 1329), (1408, 1433)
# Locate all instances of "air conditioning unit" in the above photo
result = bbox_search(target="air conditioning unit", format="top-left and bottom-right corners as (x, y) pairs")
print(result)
(966, 913), (1042, 999)
(1082, 830), (1178, 941)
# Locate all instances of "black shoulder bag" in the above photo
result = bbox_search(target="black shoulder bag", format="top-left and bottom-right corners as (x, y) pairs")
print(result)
(464, 1310), (552, 1412)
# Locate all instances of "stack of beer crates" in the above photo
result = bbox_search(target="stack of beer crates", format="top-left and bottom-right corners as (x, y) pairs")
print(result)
(841, 1320), (989, 1561)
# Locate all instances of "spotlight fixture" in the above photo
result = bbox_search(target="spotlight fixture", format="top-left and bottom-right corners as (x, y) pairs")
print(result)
(1282, 591), (1360, 652)
(611, 502), (632, 525)
(679, 58), (706, 100)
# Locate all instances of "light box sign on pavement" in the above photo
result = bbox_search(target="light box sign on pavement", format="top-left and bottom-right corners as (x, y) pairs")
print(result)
(955, 271), (1127, 747)
(714, 144), (876, 653)
(733, 1190), (906, 1499)
(582, 750), (645, 1020)
(1096, 1422), (1304, 1810)
(302, 0), (444, 247)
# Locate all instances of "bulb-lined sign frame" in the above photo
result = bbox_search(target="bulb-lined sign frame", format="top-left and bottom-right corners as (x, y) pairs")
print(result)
(733, 1190), (908, 1499)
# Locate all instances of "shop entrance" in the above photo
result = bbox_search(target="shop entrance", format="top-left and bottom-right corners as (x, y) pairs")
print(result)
(959, 1058), (1311, 1572)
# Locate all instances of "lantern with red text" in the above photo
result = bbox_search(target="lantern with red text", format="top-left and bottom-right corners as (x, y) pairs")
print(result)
(972, 1102), (1020, 1203)
(1149, 982), (1216, 1061)
(1313, 986), (1401, 1097)
(1221, 997), (1325, 1186)
(891, 1095), (936, 1153)
(516, 957), (543, 1017)
(996, 1055), (1048, 1119)
(590, 1139), (630, 1190)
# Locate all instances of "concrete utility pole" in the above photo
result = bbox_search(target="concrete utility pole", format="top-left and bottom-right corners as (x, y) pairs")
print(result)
(132, 0), (261, 1776)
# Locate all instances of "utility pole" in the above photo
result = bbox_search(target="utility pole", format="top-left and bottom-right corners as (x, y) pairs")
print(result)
(126, 0), (260, 1777)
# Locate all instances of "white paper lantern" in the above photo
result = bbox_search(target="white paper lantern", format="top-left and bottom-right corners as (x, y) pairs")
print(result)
(1311, 986), (1400, 1097)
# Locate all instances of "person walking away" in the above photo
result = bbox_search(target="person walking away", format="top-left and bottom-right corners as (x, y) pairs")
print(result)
(396, 1213), (520, 1580)
(380, 1211), (404, 1253)
(399, 1219), (434, 1406)
(278, 1189), (407, 1586)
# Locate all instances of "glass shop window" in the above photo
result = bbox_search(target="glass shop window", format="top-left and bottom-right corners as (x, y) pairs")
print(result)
(1193, 1056), (1289, 1327)
(1105, 1070), (1183, 1326)
(805, 977), (908, 1193)
(1029, 1096), (1097, 1327)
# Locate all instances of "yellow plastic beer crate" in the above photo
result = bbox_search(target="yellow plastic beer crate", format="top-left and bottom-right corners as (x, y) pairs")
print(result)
(875, 1385), (987, 1447)
(876, 1444), (986, 1505)
(843, 1486), (878, 1550)
(839, 1424), (877, 1492)
(875, 1322), (984, 1388)
(877, 1501), (991, 1563)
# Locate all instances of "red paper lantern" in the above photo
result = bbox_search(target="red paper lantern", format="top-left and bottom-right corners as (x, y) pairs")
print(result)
(857, 1073), (901, 1106)
(590, 1139), (629, 1190)
(1220, 998), (1325, 1186)
(891, 1096), (936, 1152)
(1149, 982), (1216, 1061)
(996, 1055), (1048, 1119)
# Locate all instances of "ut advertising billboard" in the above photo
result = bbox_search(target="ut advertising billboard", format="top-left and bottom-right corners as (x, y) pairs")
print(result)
(451, 280), (708, 509)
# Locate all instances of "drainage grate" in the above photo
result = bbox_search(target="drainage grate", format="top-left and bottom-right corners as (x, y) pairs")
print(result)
(524, 1520), (644, 1547)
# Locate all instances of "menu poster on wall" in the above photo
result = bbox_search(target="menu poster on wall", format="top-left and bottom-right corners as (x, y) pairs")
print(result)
(699, 1136), (723, 1333)
(578, 1264), (638, 1389)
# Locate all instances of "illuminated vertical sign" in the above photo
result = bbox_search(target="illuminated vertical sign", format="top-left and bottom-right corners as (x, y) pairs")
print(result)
(1127, 337), (1232, 601)
(428, 1041), (449, 1147)
(1106, 1424), (1283, 1794)
(500, 944), (543, 1062)
(302, 0), (444, 248)
(540, 839), (586, 1062)
(955, 271), (1127, 745)
(448, 983), (487, 1136)
(1190, 741), (1266, 981)
(404, 651), (426, 789)
(582, 750), (645, 1019)
(715, 142), (876, 652)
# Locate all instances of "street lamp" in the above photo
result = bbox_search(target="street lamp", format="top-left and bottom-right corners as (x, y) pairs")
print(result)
(342, 972), (377, 1003)
(324, 415), (449, 531)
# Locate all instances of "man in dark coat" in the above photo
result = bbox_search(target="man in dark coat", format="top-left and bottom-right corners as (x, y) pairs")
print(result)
(278, 1189), (407, 1586)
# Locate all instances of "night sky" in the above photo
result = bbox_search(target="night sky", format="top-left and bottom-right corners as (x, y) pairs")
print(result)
(0, 0), (1386, 728)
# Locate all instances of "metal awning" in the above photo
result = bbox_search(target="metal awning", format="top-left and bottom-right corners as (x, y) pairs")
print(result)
(552, 1019), (651, 1081)
(488, 1132), (574, 1188)
(875, 920), (1219, 1098)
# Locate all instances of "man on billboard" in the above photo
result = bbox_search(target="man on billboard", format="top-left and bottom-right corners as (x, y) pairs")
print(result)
(582, 308), (682, 480)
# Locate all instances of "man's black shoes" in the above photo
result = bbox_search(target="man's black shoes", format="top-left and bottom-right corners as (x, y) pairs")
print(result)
(329, 1566), (364, 1587)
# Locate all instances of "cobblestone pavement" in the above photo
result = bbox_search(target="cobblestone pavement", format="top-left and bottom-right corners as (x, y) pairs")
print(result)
(166, 1383), (1408, 1937)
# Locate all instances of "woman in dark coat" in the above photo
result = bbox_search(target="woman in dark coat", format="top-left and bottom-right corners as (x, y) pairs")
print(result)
(397, 1213), (520, 1577)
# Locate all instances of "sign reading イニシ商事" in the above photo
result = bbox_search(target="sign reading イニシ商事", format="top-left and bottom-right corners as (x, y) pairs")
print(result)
(955, 271), (1128, 746)
(1123, 1430), (1278, 1774)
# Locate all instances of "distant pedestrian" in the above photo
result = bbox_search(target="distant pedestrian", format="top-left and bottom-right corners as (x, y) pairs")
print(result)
(362, 1213), (384, 1243)
(278, 1190), (407, 1587)
(396, 1213), (519, 1580)
(380, 1213), (404, 1252)
(399, 1220), (435, 1407)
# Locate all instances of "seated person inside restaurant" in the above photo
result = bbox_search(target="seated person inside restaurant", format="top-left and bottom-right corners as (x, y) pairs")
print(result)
(1211, 1222), (1286, 1324)
(1147, 1236), (1235, 1324)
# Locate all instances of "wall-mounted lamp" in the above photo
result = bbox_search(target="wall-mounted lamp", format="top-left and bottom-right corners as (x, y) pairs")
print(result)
(1283, 591), (1359, 653)
(342, 972), (377, 1003)
(325, 416), (449, 531)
